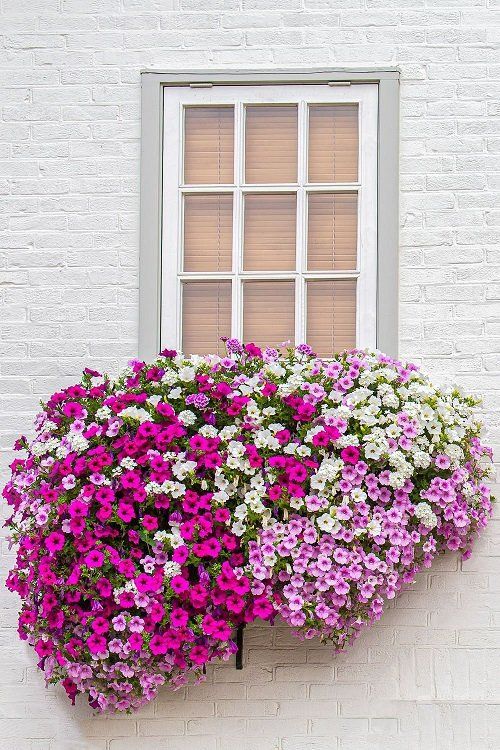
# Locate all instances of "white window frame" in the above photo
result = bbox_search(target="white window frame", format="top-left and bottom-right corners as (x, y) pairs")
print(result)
(162, 84), (377, 354)
(139, 69), (400, 360)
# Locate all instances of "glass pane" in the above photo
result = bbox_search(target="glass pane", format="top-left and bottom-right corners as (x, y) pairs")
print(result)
(182, 282), (231, 356)
(184, 106), (234, 184)
(307, 192), (358, 271)
(307, 280), (356, 356)
(243, 281), (295, 349)
(183, 194), (233, 272)
(244, 193), (296, 271)
(245, 105), (298, 184)
(308, 105), (358, 183)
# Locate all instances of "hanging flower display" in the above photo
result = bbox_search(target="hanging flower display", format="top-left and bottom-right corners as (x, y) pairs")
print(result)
(3, 342), (493, 712)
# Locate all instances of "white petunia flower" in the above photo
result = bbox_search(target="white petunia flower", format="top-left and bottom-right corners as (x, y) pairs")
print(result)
(120, 457), (137, 470)
(199, 424), (218, 438)
(228, 441), (246, 457)
(178, 366), (196, 382)
(296, 445), (312, 457)
(119, 406), (150, 423)
(178, 410), (196, 426)
(367, 519), (382, 537)
(219, 425), (239, 441)
(161, 370), (178, 386)
(414, 502), (438, 529)
(32, 441), (48, 457)
(95, 406), (112, 421)
(231, 520), (246, 537)
(316, 514), (341, 534)
(172, 459), (196, 479)
(163, 561), (182, 579)
(67, 433), (89, 453)
(351, 488), (367, 504)
(364, 443), (384, 460)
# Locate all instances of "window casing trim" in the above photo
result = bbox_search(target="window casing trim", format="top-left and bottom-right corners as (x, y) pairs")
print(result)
(139, 68), (399, 360)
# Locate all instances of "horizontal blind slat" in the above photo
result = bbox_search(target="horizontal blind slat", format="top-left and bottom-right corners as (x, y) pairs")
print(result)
(182, 281), (231, 355)
(184, 106), (234, 185)
(307, 279), (356, 356)
(308, 105), (358, 184)
(243, 281), (295, 348)
(244, 193), (296, 271)
(307, 192), (358, 271)
(183, 194), (233, 272)
(245, 105), (298, 184)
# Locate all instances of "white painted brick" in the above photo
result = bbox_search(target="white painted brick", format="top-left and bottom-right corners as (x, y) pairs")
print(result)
(0, 1), (499, 747)
(110, 742), (210, 750)
(282, 740), (339, 750)
(275, 665), (334, 683)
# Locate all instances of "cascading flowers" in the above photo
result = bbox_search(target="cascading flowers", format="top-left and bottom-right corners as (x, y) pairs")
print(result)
(3, 342), (494, 712)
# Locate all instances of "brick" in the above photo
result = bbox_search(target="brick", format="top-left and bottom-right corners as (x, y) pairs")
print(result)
(0, 4), (499, 749)
(110, 742), (212, 750)
(276, 666), (333, 682)
(216, 699), (278, 717)
(4, 34), (65, 49)
(137, 719), (185, 736)
(186, 718), (245, 735)
(282, 741), (340, 750)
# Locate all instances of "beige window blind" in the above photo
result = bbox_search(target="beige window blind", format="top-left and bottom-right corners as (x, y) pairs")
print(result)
(308, 104), (359, 184)
(182, 281), (231, 356)
(184, 106), (234, 184)
(245, 105), (298, 184)
(183, 194), (233, 272)
(243, 281), (295, 348)
(306, 280), (356, 357)
(244, 193), (296, 271)
(307, 192), (358, 271)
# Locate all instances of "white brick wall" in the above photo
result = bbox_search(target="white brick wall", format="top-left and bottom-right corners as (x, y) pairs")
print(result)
(0, 2), (499, 749)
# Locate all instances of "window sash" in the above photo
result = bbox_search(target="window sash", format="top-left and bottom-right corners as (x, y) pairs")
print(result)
(161, 83), (378, 354)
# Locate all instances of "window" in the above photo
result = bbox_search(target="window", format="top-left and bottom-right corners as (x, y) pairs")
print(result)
(140, 71), (399, 360)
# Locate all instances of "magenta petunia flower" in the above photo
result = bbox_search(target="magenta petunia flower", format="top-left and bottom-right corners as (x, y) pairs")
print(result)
(170, 575), (189, 594)
(91, 617), (110, 635)
(45, 531), (65, 553)
(84, 549), (104, 568)
(87, 634), (107, 655)
(189, 645), (209, 665)
(141, 514), (158, 532)
(340, 446), (360, 465)
(62, 401), (85, 419)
